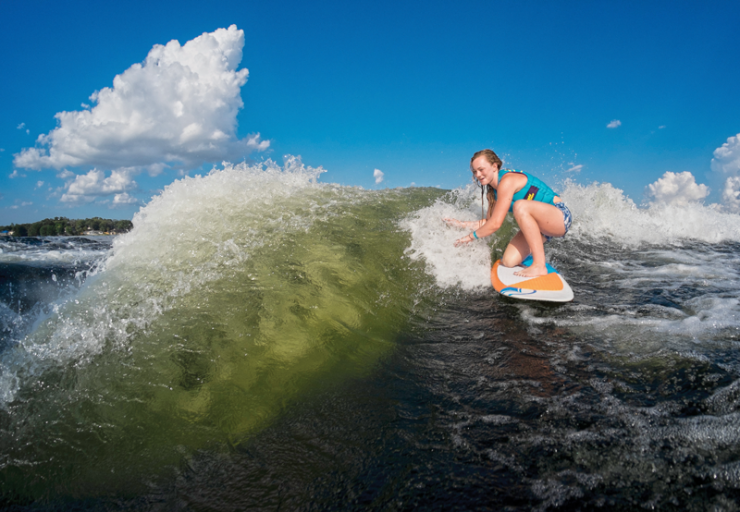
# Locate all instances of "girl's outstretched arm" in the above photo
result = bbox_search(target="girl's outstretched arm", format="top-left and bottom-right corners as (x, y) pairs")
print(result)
(443, 218), (485, 229)
(453, 175), (523, 246)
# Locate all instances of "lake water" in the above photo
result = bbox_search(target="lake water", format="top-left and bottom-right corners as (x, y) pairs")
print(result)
(2, 161), (740, 510)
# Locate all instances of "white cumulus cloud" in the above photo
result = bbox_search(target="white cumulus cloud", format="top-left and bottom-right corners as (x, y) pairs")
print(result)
(646, 171), (709, 206)
(373, 169), (384, 184)
(61, 168), (138, 205)
(14, 25), (268, 174)
(111, 192), (142, 209)
(711, 133), (740, 177)
(607, 120), (622, 129)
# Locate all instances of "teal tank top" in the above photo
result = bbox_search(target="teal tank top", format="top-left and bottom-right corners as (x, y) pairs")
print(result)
(493, 169), (558, 212)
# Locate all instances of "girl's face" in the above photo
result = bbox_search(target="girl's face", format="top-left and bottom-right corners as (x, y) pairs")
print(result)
(471, 156), (499, 186)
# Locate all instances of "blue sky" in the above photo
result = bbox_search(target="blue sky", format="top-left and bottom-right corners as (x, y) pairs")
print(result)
(2, 0), (739, 224)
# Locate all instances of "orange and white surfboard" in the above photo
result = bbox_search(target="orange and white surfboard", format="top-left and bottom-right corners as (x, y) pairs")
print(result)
(491, 256), (573, 302)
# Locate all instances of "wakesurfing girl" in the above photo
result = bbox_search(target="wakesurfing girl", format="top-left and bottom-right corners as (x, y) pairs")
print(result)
(444, 149), (572, 278)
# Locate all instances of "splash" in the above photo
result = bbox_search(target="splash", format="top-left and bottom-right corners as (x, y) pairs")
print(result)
(561, 180), (740, 245)
(401, 184), (509, 291)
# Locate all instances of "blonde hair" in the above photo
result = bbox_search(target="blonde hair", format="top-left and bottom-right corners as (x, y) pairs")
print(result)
(470, 149), (502, 219)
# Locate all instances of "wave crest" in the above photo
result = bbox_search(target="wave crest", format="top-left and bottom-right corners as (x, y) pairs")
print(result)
(562, 181), (740, 245)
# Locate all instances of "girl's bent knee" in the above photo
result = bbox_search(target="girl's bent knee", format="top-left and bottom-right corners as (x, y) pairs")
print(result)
(511, 200), (525, 215)
(501, 253), (522, 268)
(511, 200), (531, 219)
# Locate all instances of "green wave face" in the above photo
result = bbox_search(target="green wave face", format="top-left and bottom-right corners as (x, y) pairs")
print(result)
(0, 160), (445, 500)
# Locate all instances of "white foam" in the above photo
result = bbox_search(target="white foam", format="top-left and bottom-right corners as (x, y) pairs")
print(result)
(561, 181), (740, 245)
(102, 156), (334, 305)
(578, 242), (740, 343)
(0, 238), (110, 266)
(522, 297), (740, 338)
(400, 185), (492, 290)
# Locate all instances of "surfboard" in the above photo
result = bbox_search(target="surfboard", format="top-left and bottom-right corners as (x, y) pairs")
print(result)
(490, 255), (573, 302)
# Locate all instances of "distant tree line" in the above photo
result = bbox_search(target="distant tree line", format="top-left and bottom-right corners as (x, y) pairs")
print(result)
(0, 217), (133, 236)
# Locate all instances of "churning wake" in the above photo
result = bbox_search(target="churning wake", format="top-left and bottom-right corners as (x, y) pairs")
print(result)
(403, 179), (740, 353)
(3, 161), (740, 510)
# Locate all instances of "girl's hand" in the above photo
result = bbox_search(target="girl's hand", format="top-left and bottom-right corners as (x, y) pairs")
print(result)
(454, 233), (475, 247)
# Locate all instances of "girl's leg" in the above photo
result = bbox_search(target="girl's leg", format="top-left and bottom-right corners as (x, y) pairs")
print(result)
(501, 230), (532, 267)
(505, 200), (566, 278)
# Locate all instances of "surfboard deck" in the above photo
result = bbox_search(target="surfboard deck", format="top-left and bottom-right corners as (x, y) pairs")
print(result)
(491, 255), (573, 302)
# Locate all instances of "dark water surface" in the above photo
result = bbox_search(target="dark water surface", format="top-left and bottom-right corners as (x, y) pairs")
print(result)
(130, 290), (740, 512)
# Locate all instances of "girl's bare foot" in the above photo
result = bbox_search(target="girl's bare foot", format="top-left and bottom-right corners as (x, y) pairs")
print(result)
(514, 264), (548, 278)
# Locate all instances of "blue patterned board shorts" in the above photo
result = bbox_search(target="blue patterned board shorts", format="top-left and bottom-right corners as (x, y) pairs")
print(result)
(544, 202), (572, 242)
